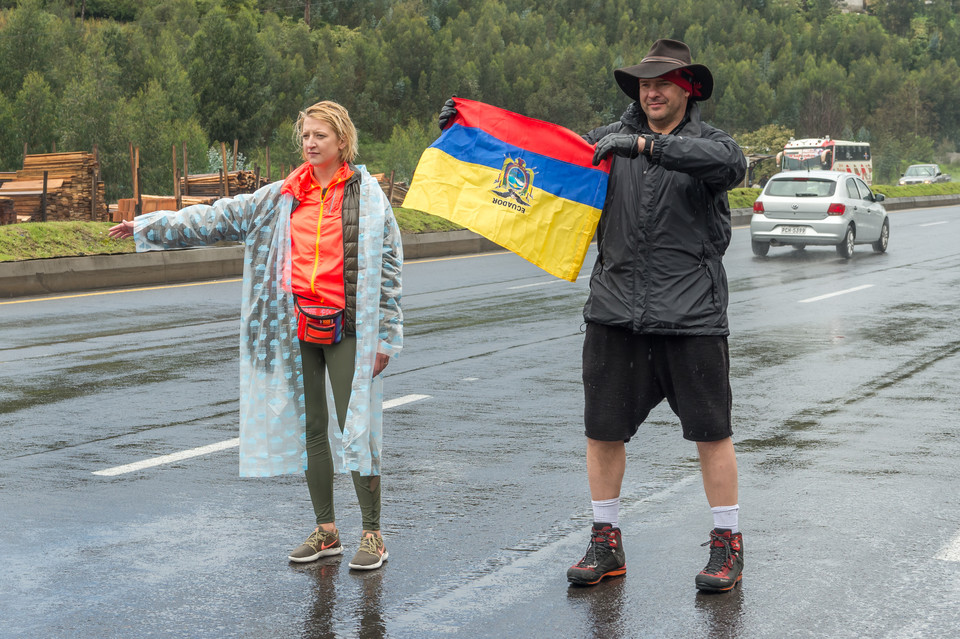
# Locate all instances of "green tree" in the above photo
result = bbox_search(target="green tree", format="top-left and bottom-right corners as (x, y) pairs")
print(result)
(0, 93), (19, 170)
(0, 0), (58, 95)
(187, 4), (273, 146)
(57, 32), (130, 201)
(126, 79), (208, 195)
(14, 71), (57, 154)
(364, 118), (436, 182)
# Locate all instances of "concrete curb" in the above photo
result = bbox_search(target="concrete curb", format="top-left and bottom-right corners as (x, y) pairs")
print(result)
(0, 229), (503, 298)
(2, 196), (957, 299)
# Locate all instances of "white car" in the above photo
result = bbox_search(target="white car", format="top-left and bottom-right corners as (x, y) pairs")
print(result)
(750, 171), (889, 258)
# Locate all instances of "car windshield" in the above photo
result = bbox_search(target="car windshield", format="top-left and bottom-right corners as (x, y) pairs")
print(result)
(765, 178), (836, 198)
(904, 165), (934, 177)
(781, 149), (828, 171)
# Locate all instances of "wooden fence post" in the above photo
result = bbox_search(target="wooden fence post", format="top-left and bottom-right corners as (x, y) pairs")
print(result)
(182, 141), (190, 196)
(41, 171), (48, 222)
(220, 142), (229, 197)
(134, 147), (142, 217)
(92, 143), (99, 221)
(233, 139), (238, 171)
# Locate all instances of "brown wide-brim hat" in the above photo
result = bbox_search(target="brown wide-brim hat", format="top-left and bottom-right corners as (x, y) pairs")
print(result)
(614, 38), (713, 102)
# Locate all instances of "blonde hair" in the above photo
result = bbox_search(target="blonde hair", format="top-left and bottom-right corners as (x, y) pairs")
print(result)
(293, 101), (358, 164)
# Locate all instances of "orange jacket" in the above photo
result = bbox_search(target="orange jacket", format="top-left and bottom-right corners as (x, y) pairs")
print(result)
(282, 162), (354, 308)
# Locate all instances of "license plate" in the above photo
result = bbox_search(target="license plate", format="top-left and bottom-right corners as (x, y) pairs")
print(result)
(780, 226), (806, 235)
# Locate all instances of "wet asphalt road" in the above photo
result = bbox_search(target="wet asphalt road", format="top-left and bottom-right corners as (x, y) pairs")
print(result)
(2, 206), (960, 638)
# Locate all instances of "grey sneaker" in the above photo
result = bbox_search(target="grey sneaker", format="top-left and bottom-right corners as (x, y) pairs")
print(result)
(348, 534), (388, 570)
(289, 528), (343, 563)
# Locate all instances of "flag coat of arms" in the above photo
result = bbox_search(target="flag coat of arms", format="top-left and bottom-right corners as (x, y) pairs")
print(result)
(402, 98), (611, 281)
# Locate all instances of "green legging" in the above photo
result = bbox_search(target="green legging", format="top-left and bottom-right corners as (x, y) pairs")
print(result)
(299, 335), (381, 531)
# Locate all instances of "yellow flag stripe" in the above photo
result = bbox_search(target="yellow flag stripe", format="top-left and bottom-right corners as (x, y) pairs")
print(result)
(403, 148), (601, 281)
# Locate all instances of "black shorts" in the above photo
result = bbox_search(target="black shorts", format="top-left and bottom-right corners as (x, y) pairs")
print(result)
(582, 323), (733, 442)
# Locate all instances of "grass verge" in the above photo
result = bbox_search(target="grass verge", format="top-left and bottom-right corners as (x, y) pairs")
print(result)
(728, 180), (960, 210)
(0, 208), (463, 262)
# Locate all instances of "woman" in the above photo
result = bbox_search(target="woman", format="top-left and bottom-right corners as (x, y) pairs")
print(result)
(109, 101), (403, 570)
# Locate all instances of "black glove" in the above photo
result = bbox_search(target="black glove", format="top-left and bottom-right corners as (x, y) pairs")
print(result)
(592, 133), (640, 165)
(438, 98), (458, 130)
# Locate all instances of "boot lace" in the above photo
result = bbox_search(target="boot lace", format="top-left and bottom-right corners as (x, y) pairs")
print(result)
(701, 533), (732, 574)
(358, 535), (383, 555)
(576, 529), (615, 568)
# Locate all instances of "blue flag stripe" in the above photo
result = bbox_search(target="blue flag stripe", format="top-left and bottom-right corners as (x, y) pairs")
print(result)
(432, 124), (608, 210)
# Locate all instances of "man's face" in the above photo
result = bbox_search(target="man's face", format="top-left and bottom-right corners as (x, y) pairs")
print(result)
(638, 77), (690, 132)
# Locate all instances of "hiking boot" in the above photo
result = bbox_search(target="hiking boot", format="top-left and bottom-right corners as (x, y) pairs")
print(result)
(566, 522), (626, 586)
(348, 534), (388, 570)
(695, 528), (744, 592)
(288, 528), (343, 563)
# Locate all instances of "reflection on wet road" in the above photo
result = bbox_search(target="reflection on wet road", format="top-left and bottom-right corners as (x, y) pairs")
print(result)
(2, 207), (960, 637)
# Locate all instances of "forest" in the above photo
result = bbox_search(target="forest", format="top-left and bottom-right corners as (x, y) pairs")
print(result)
(0, 0), (958, 201)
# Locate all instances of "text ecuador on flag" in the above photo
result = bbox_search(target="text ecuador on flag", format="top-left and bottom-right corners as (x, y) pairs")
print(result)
(402, 98), (610, 282)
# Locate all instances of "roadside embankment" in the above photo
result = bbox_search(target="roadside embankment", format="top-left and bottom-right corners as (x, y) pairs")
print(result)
(1, 194), (956, 299)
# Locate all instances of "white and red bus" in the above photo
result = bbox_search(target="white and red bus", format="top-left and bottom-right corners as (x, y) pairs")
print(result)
(778, 137), (872, 184)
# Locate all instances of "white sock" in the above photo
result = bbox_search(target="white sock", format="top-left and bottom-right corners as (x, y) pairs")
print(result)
(592, 497), (620, 529)
(711, 504), (739, 533)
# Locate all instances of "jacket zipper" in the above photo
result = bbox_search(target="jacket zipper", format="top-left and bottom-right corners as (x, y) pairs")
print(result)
(309, 174), (347, 298)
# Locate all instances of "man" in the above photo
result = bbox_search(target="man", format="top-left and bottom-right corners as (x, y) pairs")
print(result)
(566, 39), (746, 591)
(437, 38), (745, 592)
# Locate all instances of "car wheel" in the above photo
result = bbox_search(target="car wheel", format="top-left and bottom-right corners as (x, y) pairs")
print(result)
(751, 240), (770, 257)
(836, 226), (855, 259)
(872, 220), (889, 253)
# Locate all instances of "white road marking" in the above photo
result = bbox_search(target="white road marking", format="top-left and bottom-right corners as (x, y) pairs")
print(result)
(934, 530), (960, 562)
(508, 280), (562, 290)
(383, 394), (430, 409)
(920, 221), (949, 227)
(507, 275), (588, 290)
(93, 394), (430, 476)
(799, 284), (874, 304)
(92, 438), (240, 477)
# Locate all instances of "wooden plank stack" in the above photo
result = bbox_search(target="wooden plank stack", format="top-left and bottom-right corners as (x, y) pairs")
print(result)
(180, 170), (267, 198)
(0, 198), (14, 225)
(0, 152), (108, 222)
(112, 195), (217, 222)
(371, 173), (409, 208)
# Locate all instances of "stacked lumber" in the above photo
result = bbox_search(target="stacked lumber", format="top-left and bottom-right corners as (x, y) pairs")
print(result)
(372, 173), (409, 208)
(0, 152), (108, 222)
(180, 170), (267, 198)
(0, 198), (14, 225)
(113, 195), (218, 222)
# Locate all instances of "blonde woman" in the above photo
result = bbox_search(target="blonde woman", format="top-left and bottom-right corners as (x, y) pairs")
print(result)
(110, 101), (403, 570)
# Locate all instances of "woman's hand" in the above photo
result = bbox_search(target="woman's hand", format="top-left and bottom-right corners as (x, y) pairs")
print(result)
(372, 353), (390, 378)
(108, 220), (134, 239)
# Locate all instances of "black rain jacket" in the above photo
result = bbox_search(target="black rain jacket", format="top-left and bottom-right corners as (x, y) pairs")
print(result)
(581, 102), (746, 335)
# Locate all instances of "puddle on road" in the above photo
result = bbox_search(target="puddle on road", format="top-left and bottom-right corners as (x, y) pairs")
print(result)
(406, 290), (583, 336)
(0, 343), (236, 416)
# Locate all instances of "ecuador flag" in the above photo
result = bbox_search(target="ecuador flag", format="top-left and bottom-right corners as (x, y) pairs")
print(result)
(402, 98), (610, 281)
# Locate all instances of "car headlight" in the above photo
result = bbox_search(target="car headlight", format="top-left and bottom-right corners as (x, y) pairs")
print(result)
(924, 179), (932, 184)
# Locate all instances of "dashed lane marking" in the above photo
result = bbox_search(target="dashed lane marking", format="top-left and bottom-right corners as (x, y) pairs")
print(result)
(92, 394), (430, 476)
(507, 274), (588, 290)
(934, 530), (960, 562)
(799, 284), (874, 304)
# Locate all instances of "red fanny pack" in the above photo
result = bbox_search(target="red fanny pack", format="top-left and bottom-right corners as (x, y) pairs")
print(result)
(295, 296), (343, 345)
